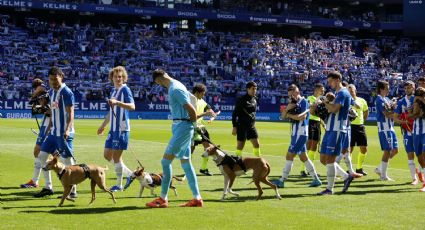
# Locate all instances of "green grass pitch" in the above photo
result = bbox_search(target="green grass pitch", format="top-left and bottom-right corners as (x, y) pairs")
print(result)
(1, 119), (425, 229)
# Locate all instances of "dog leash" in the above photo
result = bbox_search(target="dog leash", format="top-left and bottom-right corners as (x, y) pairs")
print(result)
(108, 99), (144, 169)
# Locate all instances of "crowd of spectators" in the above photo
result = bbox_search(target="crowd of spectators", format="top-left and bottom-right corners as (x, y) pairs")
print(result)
(0, 14), (424, 106)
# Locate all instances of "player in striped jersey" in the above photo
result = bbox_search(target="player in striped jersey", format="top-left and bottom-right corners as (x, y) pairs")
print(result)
(393, 81), (421, 185)
(98, 66), (136, 192)
(374, 80), (398, 181)
(34, 67), (77, 198)
(272, 84), (321, 188)
(317, 72), (355, 195)
(409, 86), (425, 191)
(21, 79), (51, 188)
(300, 83), (325, 177)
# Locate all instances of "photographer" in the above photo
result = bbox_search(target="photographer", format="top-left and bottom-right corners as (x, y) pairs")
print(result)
(272, 84), (321, 188)
(20, 78), (51, 189)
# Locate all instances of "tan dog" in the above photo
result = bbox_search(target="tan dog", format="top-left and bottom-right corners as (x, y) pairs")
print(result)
(202, 146), (281, 200)
(130, 167), (183, 198)
(43, 155), (116, 207)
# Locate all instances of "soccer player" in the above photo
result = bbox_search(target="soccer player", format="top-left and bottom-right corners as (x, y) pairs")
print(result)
(33, 67), (77, 198)
(409, 86), (425, 191)
(20, 79), (51, 188)
(300, 83), (325, 177)
(317, 71), (355, 195)
(348, 84), (369, 175)
(98, 66), (135, 192)
(190, 83), (217, 176)
(393, 81), (420, 184)
(232, 81), (261, 157)
(146, 69), (203, 208)
(272, 84), (322, 188)
(374, 80), (398, 181)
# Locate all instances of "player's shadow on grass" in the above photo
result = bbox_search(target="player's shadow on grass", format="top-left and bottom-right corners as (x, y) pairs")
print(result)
(203, 186), (276, 192)
(19, 206), (150, 214)
(0, 186), (22, 190)
(343, 187), (415, 195)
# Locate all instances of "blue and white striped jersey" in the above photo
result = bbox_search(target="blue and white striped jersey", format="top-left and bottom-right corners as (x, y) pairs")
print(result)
(49, 83), (75, 137)
(109, 84), (134, 132)
(291, 97), (309, 137)
(375, 95), (394, 132)
(325, 87), (351, 133)
(395, 96), (414, 114)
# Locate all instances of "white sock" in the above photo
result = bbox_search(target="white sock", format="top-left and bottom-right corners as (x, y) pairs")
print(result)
(32, 158), (42, 184)
(281, 160), (293, 181)
(121, 162), (133, 177)
(381, 161), (388, 179)
(344, 154), (355, 174)
(304, 159), (319, 180)
(110, 159), (114, 164)
(336, 163), (349, 180)
(408, 160), (417, 180)
(335, 154), (343, 164)
(114, 162), (123, 187)
(376, 162), (382, 171)
(326, 163), (336, 191)
(62, 157), (77, 193)
(38, 151), (52, 189)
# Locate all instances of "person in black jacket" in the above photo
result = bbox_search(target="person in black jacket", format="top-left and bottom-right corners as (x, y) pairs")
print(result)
(232, 81), (260, 157)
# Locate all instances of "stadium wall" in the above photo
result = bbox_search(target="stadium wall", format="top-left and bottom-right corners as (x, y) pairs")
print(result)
(0, 100), (378, 121)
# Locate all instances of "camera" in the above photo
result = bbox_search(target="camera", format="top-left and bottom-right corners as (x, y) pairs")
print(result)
(30, 92), (50, 115)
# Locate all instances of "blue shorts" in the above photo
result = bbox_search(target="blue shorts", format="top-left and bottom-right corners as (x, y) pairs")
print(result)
(41, 134), (74, 158)
(403, 134), (414, 153)
(35, 126), (48, 146)
(165, 121), (194, 160)
(320, 131), (347, 156)
(342, 131), (351, 150)
(378, 131), (398, 151)
(105, 131), (129, 150)
(288, 135), (307, 154)
(413, 133), (425, 156)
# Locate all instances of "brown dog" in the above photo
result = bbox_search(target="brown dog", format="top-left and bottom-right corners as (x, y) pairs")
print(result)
(43, 155), (116, 206)
(130, 167), (182, 198)
(202, 146), (281, 200)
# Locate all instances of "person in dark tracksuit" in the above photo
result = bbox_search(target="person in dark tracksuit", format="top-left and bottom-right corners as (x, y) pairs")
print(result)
(232, 81), (260, 157)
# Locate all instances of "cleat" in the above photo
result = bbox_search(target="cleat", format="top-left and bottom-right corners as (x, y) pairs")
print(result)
(199, 169), (213, 176)
(380, 177), (394, 181)
(420, 184), (425, 192)
(411, 179), (419, 185)
(374, 167), (381, 177)
(317, 189), (333, 195)
(356, 168), (368, 176)
(271, 179), (284, 188)
(416, 168), (424, 183)
(146, 197), (168, 208)
(33, 188), (54, 198)
(179, 199), (203, 207)
(110, 185), (123, 192)
(20, 180), (39, 188)
(342, 174), (354, 193)
(124, 176), (135, 190)
(309, 179), (322, 187)
(300, 171), (308, 177)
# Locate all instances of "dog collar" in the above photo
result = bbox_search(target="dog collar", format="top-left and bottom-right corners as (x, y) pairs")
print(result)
(58, 168), (67, 180)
